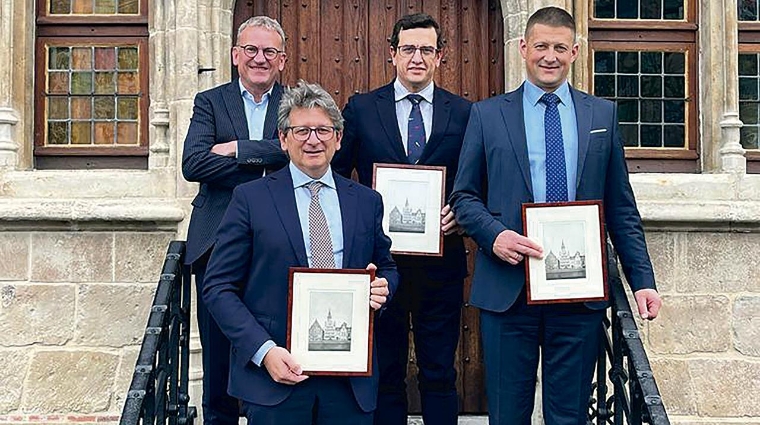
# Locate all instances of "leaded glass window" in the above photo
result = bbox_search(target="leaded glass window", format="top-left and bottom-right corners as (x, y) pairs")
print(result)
(593, 50), (688, 149)
(739, 53), (760, 150)
(589, 0), (697, 172)
(594, 0), (685, 20)
(35, 0), (147, 167)
(44, 45), (141, 147)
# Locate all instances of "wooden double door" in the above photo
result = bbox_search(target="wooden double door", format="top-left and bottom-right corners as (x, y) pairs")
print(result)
(233, 0), (505, 414)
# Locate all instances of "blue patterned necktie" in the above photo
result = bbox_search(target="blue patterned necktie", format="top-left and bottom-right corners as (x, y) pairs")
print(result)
(541, 92), (568, 203)
(307, 181), (335, 269)
(406, 94), (426, 164)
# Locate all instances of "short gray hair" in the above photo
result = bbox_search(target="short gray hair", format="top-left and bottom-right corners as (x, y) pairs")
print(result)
(278, 80), (345, 132)
(236, 16), (286, 51)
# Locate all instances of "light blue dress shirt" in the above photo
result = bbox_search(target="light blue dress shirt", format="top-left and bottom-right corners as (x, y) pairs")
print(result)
(523, 80), (578, 203)
(239, 79), (271, 141)
(251, 163), (345, 366)
(394, 79), (434, 153)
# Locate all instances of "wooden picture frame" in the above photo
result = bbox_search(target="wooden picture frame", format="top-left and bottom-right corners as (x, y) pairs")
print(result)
(372, 163), (446, 256)
(522, 201), (608, 305)
(287, 267), (374, 376)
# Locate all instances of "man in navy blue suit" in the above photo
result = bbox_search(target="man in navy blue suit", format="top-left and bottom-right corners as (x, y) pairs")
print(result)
(182, 16), (289, 425)
(450, 7), (663, 425)
(202, 81), (399, 425)
(332, 13), (471, 425)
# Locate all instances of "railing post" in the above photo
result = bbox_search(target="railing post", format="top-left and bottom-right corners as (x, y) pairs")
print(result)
(119, 241), (197, 425)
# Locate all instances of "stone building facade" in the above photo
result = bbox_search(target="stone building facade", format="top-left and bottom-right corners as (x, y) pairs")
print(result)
(0, 0), (758, 424)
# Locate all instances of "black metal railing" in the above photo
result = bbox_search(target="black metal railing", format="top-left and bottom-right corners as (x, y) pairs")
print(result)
(588, 249), (670, 425)
(120, 241), (197, 425)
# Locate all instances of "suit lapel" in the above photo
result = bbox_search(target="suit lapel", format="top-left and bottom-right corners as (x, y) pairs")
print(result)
(263, 82), (283, 139)
(335, 175), (358, 268)
(572, 87), (593, 189)
(376, 85), (407, 161)
(418, 87), (451, 164)
(501, 86), (533, 197)
(267, 168), (309, 266)
(222, 81), (250, 141)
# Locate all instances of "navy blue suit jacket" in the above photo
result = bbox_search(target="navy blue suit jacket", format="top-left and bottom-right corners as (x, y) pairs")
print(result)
(332, 82), (471, 280)
(451, 84), (656, 313)
(182, 80), (288, 265)
(201, 166), (400, 412)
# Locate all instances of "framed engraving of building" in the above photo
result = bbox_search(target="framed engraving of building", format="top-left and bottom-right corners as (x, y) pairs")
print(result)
(287, 267), (374, 376)
(522, 201), (608, 305)
(372, 163), (446, 256)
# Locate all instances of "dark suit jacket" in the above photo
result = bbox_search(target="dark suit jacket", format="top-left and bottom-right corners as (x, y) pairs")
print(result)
(451, 83), (656, 313)
(182, 80), (288, 265)
(201, 166), (399, 412)
(332, 82), (471, 280)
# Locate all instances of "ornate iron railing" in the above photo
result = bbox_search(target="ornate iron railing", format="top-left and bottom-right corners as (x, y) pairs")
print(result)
(588, 250), (670, 425)
(120, 241), (197, 425)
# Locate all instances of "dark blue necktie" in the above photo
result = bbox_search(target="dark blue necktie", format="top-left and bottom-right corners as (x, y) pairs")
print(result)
(406, 94), (426, 164)
(541, 92), (568, 203)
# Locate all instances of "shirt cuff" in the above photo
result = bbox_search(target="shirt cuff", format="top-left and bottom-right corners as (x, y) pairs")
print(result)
(251, 340), (276, 366)
(235, 140), (239, 159)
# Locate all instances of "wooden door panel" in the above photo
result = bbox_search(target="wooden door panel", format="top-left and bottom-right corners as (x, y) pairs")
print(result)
(233, 0), (503, 414)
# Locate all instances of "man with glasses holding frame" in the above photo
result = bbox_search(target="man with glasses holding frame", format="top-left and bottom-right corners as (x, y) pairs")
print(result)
(202, 81), (398, 425)
(182, 15), (289, 425)
(332, 13), (471, 425)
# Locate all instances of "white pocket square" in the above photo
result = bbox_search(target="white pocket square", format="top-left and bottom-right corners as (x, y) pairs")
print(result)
(590, 128), (607, 134)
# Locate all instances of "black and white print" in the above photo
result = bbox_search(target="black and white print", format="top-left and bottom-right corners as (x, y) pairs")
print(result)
(386, 180), (428, 233)
(542, 220), (587, 280)
(308, 291), (353, 351)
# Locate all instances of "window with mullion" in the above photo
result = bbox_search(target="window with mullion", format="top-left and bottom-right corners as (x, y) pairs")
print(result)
(589, 0), (698, 173)
(34, 0), (148, 168)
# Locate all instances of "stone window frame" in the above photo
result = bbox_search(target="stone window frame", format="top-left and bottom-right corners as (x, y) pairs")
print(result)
(587, 0), (700, 173)
(739, 18), (760, 173)
(34, 0), (149, 169)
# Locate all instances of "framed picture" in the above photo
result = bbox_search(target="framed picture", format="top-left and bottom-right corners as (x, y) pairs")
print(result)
(522, 201), (608, 305)
(287, 267), (374, 376)
(372, 163), (446, 256)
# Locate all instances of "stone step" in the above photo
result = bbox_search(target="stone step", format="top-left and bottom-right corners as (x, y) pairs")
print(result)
(408, 416), (487, 424)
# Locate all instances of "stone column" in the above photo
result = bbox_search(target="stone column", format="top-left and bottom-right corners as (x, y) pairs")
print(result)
(0, 0), (19, 169)
(718, 0), (746, 173)
(149, 0), (171, 169)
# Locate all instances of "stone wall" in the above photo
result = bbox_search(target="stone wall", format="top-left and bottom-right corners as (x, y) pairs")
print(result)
(645, 230), (760, 425)
(0, 230), (177, 424)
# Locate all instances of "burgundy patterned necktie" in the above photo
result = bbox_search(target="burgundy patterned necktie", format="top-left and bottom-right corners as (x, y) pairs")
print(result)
(307, 181), (335, 268)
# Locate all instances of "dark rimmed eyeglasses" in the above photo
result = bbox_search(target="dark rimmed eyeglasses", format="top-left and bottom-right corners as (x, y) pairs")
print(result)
(395, 45), (439, 58)
(286, 126), (338, 141)
(236, 45), (283, 60)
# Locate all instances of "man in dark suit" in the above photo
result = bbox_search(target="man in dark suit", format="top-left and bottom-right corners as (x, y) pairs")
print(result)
(181, 16), (289, 425)
(202, 81), (399, 425)
(450, 7), (663, 425)
(332, 13), (471, 425)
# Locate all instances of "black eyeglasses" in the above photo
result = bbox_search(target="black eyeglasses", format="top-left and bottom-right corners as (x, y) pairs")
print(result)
(286, 126), (337, 141)
(395, 45), (439, 58)
(236, 45), (283, 60)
